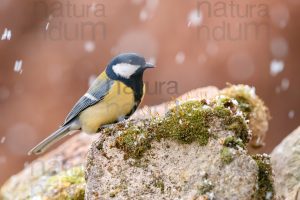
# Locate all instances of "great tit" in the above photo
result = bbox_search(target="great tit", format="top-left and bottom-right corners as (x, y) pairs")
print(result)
(28, 53), (155, 155)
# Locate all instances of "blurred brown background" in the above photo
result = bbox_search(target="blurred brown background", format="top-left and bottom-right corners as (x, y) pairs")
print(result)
(0, 0), (299, 185)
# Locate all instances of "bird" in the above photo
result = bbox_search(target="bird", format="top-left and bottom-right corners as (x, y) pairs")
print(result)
(28, 53), (155, 155)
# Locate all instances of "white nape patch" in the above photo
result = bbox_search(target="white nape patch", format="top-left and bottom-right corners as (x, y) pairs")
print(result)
(84, 93), (98, 101)
(112, 63), (140, 79)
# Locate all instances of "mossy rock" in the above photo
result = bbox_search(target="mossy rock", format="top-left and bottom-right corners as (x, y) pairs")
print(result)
(112, 96), (251, 160)
(1, 84), (273, 200)
(44, 166), (85, 200)
(0, 166), (85, 200)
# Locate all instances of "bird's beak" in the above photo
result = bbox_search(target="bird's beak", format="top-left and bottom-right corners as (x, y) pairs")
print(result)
(144, 62), (155, 69)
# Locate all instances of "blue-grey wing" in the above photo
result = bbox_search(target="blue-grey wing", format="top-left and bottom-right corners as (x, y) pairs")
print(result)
(62, 78), (114, 126)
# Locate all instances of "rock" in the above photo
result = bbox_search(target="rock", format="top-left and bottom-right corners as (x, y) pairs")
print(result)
(221, 84), (270, 148)
(0, 133), (96, 200)
(0, 85), (274, 200)
(132, 86), (220, 119)
(136, 84), (270, 149)
(271, 126), (300, 200)
(85, 90), (274, 199)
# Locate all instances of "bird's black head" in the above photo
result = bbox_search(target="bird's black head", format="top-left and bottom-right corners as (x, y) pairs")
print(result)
(106, 53), (154, 81)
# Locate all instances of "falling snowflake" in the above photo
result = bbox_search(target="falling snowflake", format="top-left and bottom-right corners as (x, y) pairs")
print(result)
(288, 110), (295, 119)
(45, 22), (50, 30)
(14, 60), (23, 74)
(1, 137), (5, 144)
(281, 78), (290, 90)
(90, 3), (97, 12)
(270, 60), (284, 76)
(89, 75), (97, 87)
(84, 41), (96, 53)
(270, 37), (288, 58)
(187, 9), (203, 27)
(1, 28), (12, 40)
(139, 9), (148, 21)
(270, 4), (289, 29)
(139, 0), (159, 21)
(175, 51), (185, 64)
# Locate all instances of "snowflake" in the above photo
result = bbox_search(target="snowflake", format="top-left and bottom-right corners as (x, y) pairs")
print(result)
(270, 60), (284, 76)
(1, 28), (12, 40)
(14, 60), (23, 74)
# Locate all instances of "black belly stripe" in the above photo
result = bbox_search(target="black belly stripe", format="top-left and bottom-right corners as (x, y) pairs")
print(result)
(105, 70), (145, 120)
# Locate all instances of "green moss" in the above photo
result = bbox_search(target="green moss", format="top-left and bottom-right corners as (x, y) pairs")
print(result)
(221, 85), (256, 120)
(197, 180), (214, 195)
(213, 105), (232, 118)
(45, 166), (85, 200)
(252, 155), (275, 200)
(220, 147), (233, 164)
(115, 97), (250, 160)
(235, 96), (252, 117)
(225, 115), (249, 144)
(115, 125), (153, 159)
(223, 136), (245, 149)
(156, 101), (213, 145)
(154, 179), (165, 193)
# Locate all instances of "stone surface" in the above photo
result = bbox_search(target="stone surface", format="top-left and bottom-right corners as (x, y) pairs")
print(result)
(0, 85), (274, 200)
(85, 124), (259, 200)
(0, 133), (96, 200)
(271, 126), (300, 200)
(0, 86), (219, 200)
(85, 88), (274, 199)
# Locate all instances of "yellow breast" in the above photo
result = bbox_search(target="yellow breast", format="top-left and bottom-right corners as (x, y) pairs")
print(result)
(79, 81), (135, 133)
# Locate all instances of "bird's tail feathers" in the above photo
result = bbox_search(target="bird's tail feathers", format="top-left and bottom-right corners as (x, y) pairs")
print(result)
(28, 123), (76, 155)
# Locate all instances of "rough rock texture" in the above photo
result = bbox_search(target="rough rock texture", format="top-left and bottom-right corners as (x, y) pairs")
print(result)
(135, 84), (270, 149)
(0, 85), (273, 200)
(271, 126), (300, 200)
(0, 133), (96, 200)
(85, 89), (274, 200)
(0, 86), (219, 200)
(86, 140), (258, 200)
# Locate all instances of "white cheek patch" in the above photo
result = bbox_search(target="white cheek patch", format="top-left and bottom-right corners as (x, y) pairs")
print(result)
(112, 63), (140, 79)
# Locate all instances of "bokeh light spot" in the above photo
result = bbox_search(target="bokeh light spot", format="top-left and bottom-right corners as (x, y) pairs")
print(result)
(175, 51), (185, 64)
(270, 4), (290, 29)
(188, 9), (203, 27)
(271, 37), (288, 58)
(270, 60), (284, 76)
